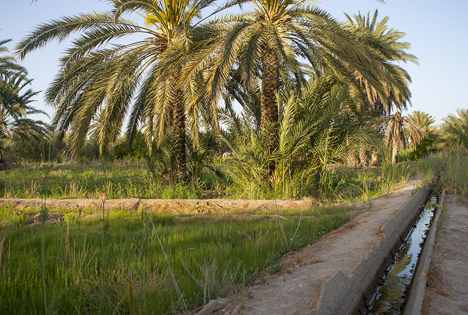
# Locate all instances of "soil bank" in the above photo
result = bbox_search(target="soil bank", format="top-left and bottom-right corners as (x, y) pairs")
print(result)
(421, 193), (468, 315)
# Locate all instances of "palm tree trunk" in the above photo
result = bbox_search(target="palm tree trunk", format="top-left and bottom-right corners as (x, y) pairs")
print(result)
(392, 138), (399, 165)
(261, 45), (279, 154)
(359, 148), (368, 167)
(347, 150), (358, 168)
(171, 67), (187, 179)
(369, 148), (379, 166)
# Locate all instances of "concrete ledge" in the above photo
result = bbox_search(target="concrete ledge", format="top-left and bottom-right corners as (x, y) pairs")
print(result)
(315, 271), (352, 315)
(403, 189), (445, 315)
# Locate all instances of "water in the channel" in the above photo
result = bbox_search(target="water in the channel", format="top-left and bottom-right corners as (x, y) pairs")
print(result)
(365, 195), (438, 315)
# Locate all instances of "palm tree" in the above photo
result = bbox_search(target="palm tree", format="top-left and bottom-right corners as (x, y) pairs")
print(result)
(193, 0), (387, 155)
(385, 110), (425, 165)
(407, 110), (436, 133)
(0, 41), (48, 162)
(17, 0), (215, 179)
(440, 108), (468, 149)
(344, 10), (418, 114)
(0, 74), (49, 160)
(343, 11), (418, 167)
(221, 74), (380, 198)
(0, 39), (27, 79)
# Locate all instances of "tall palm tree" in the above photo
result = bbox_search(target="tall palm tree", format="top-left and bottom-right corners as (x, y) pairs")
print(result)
(17, 0), (215, 178)
(0, 74), (49, 159)
(0, 39), (27, 79)
(192, 0), (386, 154)
(385, 110), (425, 165)
(1, 40), (48, 160)
(342, 11), (418, 167)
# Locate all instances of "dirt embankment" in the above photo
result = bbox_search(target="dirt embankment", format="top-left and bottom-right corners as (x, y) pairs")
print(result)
(0, 197), (323, 215)
(421, 193), (468, 315)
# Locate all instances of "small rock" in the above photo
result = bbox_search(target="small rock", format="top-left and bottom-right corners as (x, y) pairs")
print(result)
(196, 298), (229, 315)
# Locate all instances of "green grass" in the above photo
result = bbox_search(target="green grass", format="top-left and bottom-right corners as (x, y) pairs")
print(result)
(419, 145), (468, 196)
(0, 205), (350, 314)
(308, 163), (416, 203)
(0, 156), (426, 314)
(0, 160), (202, 199)
(1, 160), (417, 203)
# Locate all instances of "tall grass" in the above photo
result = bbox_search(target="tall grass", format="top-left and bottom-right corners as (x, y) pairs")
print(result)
(0, 206), (350, 314)
(1, 159), (416, 202)
(226, 162), (416, 202)
(0, 160), (202, 199)
(420, 145), (468, 196)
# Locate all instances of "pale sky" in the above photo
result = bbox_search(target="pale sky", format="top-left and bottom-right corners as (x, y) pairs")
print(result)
(1, 0), (468, 125)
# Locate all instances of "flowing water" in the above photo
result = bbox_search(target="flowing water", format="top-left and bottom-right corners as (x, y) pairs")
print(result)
(365, 195), (438, 314)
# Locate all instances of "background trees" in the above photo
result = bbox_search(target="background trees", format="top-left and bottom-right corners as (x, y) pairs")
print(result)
(440, 108), (468, 149)
(385, 110), (425, 165)
(0, 39), (48, 164)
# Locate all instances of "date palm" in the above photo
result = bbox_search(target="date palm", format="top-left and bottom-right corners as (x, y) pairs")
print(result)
(385, 110), (425, 165)
(0, 74), (49, 158)
(343, 11), (418, 166)
(440, 108), (468, 149)
(344, 11), (418, 114)
(17, 0), (215, 178)
(406, 110), (436, 133)
(194, 0), (386, 154)
(0, 39), (27, 79)
(1, 41), (48, 160)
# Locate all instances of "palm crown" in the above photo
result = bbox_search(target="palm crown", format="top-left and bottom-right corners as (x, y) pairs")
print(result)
(196, 0), (389, 155)
(17, 0), (215, 176)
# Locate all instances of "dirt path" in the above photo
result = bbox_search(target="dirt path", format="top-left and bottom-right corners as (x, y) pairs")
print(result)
(192, 179), (422, 315)
(421, 193), (468, 315)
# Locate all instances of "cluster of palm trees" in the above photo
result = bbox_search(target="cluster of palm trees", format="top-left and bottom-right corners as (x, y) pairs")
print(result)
(16, 0), (421, 181)
(0, 39), (47, 164)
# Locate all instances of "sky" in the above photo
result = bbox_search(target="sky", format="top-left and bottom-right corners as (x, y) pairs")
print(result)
(1, 0), (468, 126)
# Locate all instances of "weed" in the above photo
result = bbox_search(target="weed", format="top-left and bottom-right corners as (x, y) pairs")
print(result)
(268, 263), (282, 275)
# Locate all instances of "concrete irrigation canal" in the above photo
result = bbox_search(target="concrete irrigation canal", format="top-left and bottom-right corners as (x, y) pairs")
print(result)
(363, 194), (438, 314)
(194, 178), (442, 315)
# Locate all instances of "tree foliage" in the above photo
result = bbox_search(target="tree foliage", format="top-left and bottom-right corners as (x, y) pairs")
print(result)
(0, 40), (48, 162)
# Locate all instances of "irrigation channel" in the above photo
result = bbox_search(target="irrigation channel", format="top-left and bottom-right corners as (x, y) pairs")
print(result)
(362, 194), (438, 315)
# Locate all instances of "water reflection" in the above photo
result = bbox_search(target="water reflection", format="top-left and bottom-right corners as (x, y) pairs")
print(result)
(365, 196), (437, 314)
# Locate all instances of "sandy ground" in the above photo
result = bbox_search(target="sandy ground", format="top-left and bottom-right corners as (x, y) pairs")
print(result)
(191, 179), (422, 315)
(421, 193), (468, 315)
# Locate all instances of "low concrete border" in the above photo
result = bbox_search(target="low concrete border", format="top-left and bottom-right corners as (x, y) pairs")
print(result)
(403, 188), (445, 315)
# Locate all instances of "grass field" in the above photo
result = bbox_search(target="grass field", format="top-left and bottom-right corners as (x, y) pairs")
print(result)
(0, 158), (432, 314)
(0, 204), (351, 314)
(0, 159), (417, 203)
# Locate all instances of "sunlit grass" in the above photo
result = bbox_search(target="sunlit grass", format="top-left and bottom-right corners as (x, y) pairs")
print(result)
(0, 160), (202, 199)
(419, 146), (468, 196)
(1, 160), (418, 203)
(0, 206), (350, 314)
